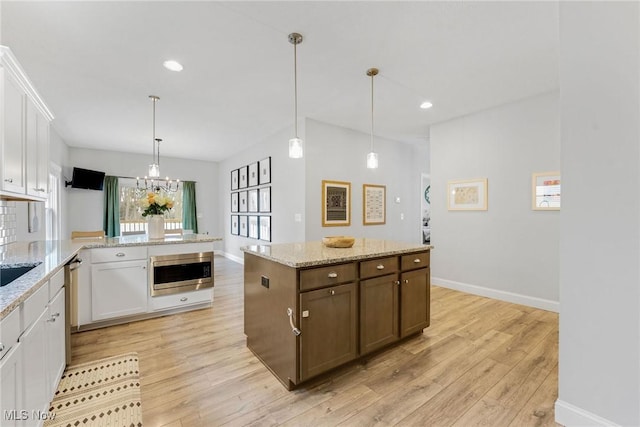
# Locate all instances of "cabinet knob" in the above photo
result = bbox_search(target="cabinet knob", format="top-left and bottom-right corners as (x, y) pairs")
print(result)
(115, 252), (126, 257)
(47, 317), (57, 323)
(414, 258), (421, 263)
(394, 280), (400, 285)
(329, 289), (335, 295)
(404, 279), (409, 284)
(180, 297), (188, 302)
(51, 312), (60, 318)
(327, 272), (338, 278)
(4, 178), (13, 183)
(0, 343), (4, 352)
(376, 264), (385, 270)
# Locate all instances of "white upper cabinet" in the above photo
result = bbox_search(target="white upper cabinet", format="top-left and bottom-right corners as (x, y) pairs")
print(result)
(0, 46), (53, 201)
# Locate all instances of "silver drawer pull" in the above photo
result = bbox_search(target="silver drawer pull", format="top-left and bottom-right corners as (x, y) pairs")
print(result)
(404, 279), (409, 284)
(394, 281), (400, 285)
(47, 317), (57, 323)
(376, 264), (385, 270)
(329, 289), (335, 295)
(414, 258), (421, 263)
(51, 312), (60, 318)
(0, 343), (5, 352)
(4, 178), (13, 183)
(327, 272), (338, 278)
(115, 252), (126, 257)
(180, 297), (188, 302)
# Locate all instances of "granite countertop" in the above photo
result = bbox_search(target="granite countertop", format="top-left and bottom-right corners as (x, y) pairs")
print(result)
(0, 234), (222, 319)
(242, 238), (432, 268)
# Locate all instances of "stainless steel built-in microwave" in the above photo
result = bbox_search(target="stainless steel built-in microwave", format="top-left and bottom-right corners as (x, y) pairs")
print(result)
(149, 252), (213, 296)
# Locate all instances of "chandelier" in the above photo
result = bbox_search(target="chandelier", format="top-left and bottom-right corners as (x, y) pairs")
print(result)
(366, 68), (379, 169)
(136, 95), (179, 194)
(288, 32), (304, 159)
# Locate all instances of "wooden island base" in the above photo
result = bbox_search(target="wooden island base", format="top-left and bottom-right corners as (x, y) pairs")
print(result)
(243, 239), (431, 389)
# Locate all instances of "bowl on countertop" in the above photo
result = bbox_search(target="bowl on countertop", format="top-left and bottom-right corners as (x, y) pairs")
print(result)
(322, 236), (355, 248)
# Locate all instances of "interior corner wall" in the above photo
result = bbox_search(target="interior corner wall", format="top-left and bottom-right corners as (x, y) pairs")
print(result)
(304, 118), (424, 243)
(556, 2), (640, 426)
(218, 122), (306, 261)
(430, 92), (560, 310)
(67, 147), (220, 245)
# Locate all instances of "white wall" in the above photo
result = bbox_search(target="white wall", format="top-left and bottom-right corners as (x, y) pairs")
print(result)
(556, 2), (640, 426)
(304, 119), (424, 243)
(218, 122), (306, 261)
(67, 147), (220, 246)
(430, 92), (560, 310)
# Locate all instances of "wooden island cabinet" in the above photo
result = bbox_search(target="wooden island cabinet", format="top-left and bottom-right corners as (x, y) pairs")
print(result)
(243, 239), (431, 389)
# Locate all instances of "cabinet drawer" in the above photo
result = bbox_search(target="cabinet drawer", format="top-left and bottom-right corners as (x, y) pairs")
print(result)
(300, 263), (356, 292)
(360, 256), (398, 279)
(150, 289), (213, 311)
(91, 247), (147, 263)
(401, 251), (430, 271)
(0, 308), (20, 360)
(48, 267), (64, 301)
(22, 284), (48, 331)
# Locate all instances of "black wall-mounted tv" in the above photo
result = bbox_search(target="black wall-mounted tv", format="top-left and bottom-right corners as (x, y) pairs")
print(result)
(68, 167), (106, 190)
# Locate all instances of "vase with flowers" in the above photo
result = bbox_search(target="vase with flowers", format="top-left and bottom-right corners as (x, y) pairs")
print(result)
(139, 192), (174, 239)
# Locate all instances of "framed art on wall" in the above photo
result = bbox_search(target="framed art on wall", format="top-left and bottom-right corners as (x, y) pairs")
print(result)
(239, 166), (248, 189)
(240, 215), (249, 237)
(259, 187), (271, 213)
(248, 215), (259, 239)
(259, 157), (271, 185)
(231, 169), (239, 190)
(248, 189), (259, 212)
(322, 180), (351, 226)
(231, 192), (239, 213)
(239, 191), (248, 213)
(259, 216), (271, 242)
(363, 184), (386, 225)
(532, 171), (561, 210)
(231, 215), (239, 235)
(447, 178), (488, 211)
(248, 162), (259, 187)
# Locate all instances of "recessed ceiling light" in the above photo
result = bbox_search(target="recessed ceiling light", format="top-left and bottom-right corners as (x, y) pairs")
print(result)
(163, 60), (183, 72)
(420, 101), (433, 109)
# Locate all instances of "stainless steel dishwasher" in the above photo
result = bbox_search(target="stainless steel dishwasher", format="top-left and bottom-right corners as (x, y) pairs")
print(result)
(64, 256), (83, 364)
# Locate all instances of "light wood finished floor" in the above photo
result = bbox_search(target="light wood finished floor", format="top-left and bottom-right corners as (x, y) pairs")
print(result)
(71, 256), (560, 427)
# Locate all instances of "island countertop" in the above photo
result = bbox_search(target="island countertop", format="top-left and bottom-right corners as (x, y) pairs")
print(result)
(242, 238), (431, 268)
(0, 234), (222, 319)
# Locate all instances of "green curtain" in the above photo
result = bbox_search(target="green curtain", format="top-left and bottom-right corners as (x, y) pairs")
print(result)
(103, 176), (120, 237)
(182, 181), (198, 233)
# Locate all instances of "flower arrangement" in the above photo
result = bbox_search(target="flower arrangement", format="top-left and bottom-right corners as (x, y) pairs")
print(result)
(139, 192), (174, 217)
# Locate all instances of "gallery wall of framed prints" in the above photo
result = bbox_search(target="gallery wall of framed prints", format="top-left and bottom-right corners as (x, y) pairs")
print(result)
(230, 156), (272, 241)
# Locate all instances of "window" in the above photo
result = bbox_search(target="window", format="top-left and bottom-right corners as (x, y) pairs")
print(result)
(119, 179), (183, 235)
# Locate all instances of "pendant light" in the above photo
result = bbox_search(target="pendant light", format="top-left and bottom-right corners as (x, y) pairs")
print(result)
(288, 32), (303, 159)
(148, 95), (161, 178)
(366, 68), (379, 169)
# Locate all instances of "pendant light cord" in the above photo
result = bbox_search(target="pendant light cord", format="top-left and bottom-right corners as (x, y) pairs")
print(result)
(370, 72), (374, 152)
(152, 98), (157, 164)
(293, 40), (298, 138)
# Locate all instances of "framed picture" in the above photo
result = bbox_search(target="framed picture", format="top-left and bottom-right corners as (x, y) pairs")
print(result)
(322, 180), (351, 227)
(259, 187), (271, 213)
(532, 171), (561, 211)
(259, 157), (271, 185)
(259, 216), (271, 242)
(248, 162), (259, 187)
(231, 215), (239, 235)
(239, 166), (248, 189)
(248, 189), (259, 212)
(248, 215), (259, 239)
(239, 191), (248, 213)
(231, 169), (239, 190)
(240, 215), (249, 237)
(231, 192), (239, 213)
(447, 178), (488, 211)
(363, 184), (386, 225)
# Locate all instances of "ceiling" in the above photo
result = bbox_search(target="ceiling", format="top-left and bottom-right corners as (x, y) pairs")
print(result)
(1, 1), (559, 163)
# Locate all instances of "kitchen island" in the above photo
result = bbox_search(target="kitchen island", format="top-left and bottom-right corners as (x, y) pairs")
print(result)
(242, 238), (431, 389)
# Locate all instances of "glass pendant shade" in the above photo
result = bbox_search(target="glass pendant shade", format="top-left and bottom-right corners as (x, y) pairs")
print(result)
(148, 163), (160, 178)
(289, 137), (304, 159)
(367, 151), (379, 169)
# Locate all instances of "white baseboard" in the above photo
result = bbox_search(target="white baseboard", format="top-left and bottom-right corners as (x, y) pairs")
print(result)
(431, 277), (559, 313)
(555, 399), (620, 426)
(222, 251), (244, 264)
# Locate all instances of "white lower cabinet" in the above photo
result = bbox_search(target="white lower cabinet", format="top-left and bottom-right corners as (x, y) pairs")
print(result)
(20, 308), (49, 423)
(0, 343), (23, 426)
(91, 260), (148, 321)
(47, 289), (65, 396)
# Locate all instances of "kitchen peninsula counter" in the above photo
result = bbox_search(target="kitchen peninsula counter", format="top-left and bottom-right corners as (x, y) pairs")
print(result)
(242, 238), (431, 389)
(0, 234), (222, 319)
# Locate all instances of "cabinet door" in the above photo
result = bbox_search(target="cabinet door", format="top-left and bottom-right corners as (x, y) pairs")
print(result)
(25, 98), (38, 197)
(299, 282), (357, 381)
(0, 343), (23, 427)
(360, 274), (399, 354)
(91, 260), (148, 321)
(400, 267), (430, 337)
(1, 68), (26, 194)
(20, 308), (49, 419)
(47, 288), (65, 396)
(35, 107), (49, 196)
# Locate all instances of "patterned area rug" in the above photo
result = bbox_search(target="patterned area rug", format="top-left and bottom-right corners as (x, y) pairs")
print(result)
(44, 353), (142, 427)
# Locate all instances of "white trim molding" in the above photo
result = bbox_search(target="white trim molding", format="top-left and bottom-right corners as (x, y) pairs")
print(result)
(431, 277), (559, 313)
(555, 399), (620, 427)
(223, 251), (244, 265)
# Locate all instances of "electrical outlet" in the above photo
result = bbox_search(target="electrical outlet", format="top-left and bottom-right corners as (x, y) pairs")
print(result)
(261, 276), (269, 289)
